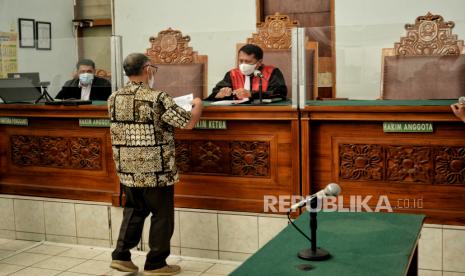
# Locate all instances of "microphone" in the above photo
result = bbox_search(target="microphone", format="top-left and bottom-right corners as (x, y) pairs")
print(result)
(289, 183), (341, 211)
(253, 70), (263, 78)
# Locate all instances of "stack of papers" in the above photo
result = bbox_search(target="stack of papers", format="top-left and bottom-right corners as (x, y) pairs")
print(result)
(210, 98), (250, 105)
(173, 93), (193, 111)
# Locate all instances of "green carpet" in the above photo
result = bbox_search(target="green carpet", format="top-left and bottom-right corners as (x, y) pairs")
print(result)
(231, 212), (424, 276)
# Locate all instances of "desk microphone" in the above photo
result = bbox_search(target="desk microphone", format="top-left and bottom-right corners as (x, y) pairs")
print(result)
(289, 183), (341, 211)
(253, 70), (263, 78)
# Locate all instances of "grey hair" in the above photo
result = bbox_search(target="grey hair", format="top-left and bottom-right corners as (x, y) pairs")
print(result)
(123, 53), (150, 76)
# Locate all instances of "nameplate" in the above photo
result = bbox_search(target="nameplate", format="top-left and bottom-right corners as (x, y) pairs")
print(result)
(195, 120), (227, 130)
(79, 118), (110, 127)
(383, 122), (433, 133)
(0, 117), (28, 126)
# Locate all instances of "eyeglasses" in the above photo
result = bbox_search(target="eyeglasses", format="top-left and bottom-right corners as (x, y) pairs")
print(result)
(144, 64), (158, 73)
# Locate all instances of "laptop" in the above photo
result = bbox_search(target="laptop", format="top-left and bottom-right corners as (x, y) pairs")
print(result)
(0, 78), (42, 104)
(7, 72), (40, 86)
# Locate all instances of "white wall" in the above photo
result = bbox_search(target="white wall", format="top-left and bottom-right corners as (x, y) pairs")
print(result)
(0, 0), (77, 96)
(335, 0), (465, 99)
(114, 0), (257, 94)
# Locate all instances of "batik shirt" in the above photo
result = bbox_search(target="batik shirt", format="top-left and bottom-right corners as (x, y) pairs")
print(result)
(108, 82), (191, 187)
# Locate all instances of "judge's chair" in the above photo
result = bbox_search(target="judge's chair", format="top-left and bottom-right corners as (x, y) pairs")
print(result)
(95, 69), (111, 81)
(380, 13), (465, 100)
(145, 28), (208, 98)
(239, 13), (318, 100)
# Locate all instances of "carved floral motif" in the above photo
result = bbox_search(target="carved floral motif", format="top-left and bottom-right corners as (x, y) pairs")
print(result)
(231, 142), (269, 176)
(70, 138), (102, 169)
(435, 147), (465, 184)
(339, 143), (465, 185)
(394, 12), (464, 56)
(175, 141), (190, 172)
(192, 141), (230, 174)
(386, 146), (432, 183)
(174, 140), (270, 177)
(340, 144), (384, 180)
(11, 135), (102, 170)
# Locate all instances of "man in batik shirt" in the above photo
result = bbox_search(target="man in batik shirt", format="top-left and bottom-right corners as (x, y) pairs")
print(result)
(108, 53), (202, 275)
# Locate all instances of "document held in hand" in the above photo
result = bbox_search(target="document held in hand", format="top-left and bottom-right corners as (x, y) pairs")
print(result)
(210, 98), (250, 105)
(173, 93), (194, 111)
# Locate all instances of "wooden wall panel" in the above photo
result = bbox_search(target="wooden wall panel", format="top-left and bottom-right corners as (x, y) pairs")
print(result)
(304, 108), (465, 225)
(0, 104), (300, 214)
(0, 117), (119, 205)
(174, 116), (300, 213)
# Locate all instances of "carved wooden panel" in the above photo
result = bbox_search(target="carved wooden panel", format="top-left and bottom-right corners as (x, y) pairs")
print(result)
(435, 147), (465, 184)
(95, 69), (111, 80)
(69, 138), (102, 169)
(175, 141), (191, 172)
(394, 12), (464, 56)
(339, 143), (465, 185)
(11, 135), (102, 170)
(339, 144), (384, 181)
(192, 141), (231, 174)
(386, 146), (432, 183)
(175, 140), (270, 177)
(231, 141), (269, 176)
(146, 28), (200, 64)
(247, 13), (299, 49)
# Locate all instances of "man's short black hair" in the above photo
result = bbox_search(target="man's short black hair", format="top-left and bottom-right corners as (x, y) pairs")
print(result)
(123, 53), (150, 77)
(238, 44), (263, 60)
(76, 59), (95, 70)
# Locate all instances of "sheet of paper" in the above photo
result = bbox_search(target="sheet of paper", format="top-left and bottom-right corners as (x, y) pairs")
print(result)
(173, 93), (193, 111)
(210, 98), (250, 105)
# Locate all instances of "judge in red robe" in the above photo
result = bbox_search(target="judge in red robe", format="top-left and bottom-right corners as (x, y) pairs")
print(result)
(206, 44), (287, 101)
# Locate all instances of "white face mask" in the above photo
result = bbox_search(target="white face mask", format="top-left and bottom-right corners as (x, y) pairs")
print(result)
(79, 73), (94, 85)
(148, 71), (155, 88)
(239, 63), (256, 76)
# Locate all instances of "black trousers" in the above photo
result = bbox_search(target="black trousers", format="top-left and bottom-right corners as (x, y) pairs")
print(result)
(112, 185), (174, 270)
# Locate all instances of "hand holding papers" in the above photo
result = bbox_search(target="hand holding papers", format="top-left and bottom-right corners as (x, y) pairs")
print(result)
(173, 93), (194, 111)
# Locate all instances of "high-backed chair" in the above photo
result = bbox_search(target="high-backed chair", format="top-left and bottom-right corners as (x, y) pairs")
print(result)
(239, 13), (318, 100)
(146, 28), (208, 98)
(380, 12), (465, 100)
(95, 69), (111, 81)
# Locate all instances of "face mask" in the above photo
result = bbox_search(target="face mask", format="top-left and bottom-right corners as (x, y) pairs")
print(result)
(79, 73), (94, 85)
(239, 63), (256, 76)
(148, 74), (155, 88)
(149, 76), (155, 88)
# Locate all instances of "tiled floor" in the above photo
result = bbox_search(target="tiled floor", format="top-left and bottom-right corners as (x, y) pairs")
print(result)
(0, 239), (241, 276)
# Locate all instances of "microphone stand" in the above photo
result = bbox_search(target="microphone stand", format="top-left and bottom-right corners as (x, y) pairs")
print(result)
(298, 197), (331, 261)
(258, 77), (263, 104)
(35, 82), (54, 103)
